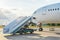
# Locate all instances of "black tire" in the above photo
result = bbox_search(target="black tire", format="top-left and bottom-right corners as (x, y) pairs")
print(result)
(30, 32), (33, 34)
(20, 32), (23, 35)
(19, 31), (23, 35)
(39, 28), (43, 31)
(30, 30), (34, 34)
(19, 28), (24, 35)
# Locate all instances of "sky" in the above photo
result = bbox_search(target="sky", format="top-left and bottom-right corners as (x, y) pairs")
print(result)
(0, 0), (60, 17)
(0, 0), (60, 16)
(0, 0), (60, 25)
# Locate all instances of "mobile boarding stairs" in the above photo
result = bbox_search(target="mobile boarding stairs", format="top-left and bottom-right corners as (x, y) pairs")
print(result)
(3, 16), (34, 34)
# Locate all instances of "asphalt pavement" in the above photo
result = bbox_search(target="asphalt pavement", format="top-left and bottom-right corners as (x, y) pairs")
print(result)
(0, 28), (60, 40)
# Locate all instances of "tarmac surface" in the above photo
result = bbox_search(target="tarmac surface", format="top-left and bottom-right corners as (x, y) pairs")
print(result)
(0, 28), (60, 40)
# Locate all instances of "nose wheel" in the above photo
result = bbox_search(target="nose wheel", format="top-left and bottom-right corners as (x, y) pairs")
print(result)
(39, 28), (43, 31)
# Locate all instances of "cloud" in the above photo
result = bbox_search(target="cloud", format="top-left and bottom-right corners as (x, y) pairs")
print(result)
(45, 0), (60, 2)
(31, 0), (37, 2)
(0, 0), (60, 16)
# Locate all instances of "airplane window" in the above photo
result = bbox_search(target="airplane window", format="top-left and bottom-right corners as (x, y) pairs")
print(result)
(48, 8), (59, 11)
(57, 8), (59, 10)
(55, 8), (57, 10)
(33, 17), (36, 19)
(48, 9), (50, 11)
(53, 9), (54, 11)
(48, 9), (52, 11)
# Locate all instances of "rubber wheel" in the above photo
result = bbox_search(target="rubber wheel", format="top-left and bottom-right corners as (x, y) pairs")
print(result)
(39, 28), (43, 31)
(20, 33), (23, 35)
(19, 31), (23, 35)
(30, 32), (33, 34)
(30, 31), (34, 34)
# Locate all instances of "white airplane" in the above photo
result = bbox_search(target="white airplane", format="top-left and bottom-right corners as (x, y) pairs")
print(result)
(32, 3), (60, 31)
(32, 3), (60, 23)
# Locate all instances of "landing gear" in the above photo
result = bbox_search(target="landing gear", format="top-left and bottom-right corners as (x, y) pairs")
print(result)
(39, 28), (43, 31)
(19, 32), (23, 35)
(38, 23), (43, 31)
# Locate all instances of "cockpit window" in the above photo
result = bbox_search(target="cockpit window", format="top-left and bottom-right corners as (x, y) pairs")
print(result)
(33, 17), (36, 19)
